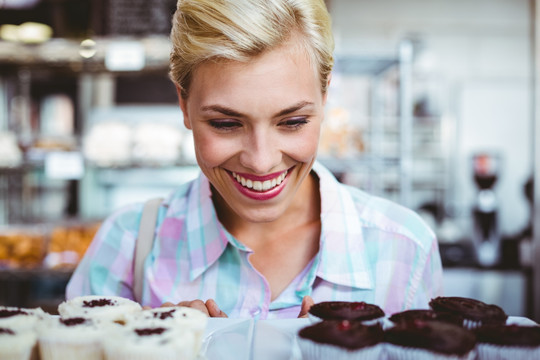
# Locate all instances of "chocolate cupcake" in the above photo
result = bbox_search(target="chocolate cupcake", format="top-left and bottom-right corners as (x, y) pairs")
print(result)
(474, 324), (540, 360)
(297, 320), (384, 359)
(308, 301), (385, 324)
(384, 320), (477, 360)
(429, 296), (507, 329)
(389, 309), (464, 327)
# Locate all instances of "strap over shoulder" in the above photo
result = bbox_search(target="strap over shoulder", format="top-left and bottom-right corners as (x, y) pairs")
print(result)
(133, 197), (163, 303)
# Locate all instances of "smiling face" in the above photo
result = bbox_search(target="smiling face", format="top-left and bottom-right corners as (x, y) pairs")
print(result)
(178, 38), (327, 225)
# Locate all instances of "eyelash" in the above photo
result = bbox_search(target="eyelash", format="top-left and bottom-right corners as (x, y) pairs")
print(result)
(208, 120), (241, 131)
(280, 117), (309, 129)
(208, 117), (309, 131)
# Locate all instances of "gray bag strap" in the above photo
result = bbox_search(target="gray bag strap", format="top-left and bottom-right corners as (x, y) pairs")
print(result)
(134, 197), (163, 303)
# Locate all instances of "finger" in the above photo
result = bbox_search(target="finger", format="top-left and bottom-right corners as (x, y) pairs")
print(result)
(205, 299), (228, 318)
(179, 300), (210, 316)
(298, 295), (315, 318)
(142, 305), (152, 310)
(160, 302), (176, 308)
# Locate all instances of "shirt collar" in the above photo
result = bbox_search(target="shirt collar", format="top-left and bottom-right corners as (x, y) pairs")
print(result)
(312, 161), (374, 290)
(183, 162), (374, 290)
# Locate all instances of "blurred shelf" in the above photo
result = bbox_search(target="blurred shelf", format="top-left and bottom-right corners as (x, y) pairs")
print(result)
(335, 56), (398, 75)
(92, 164), (199, 187)
(0, 35), (171, 74)
(0, 267), (73, 280)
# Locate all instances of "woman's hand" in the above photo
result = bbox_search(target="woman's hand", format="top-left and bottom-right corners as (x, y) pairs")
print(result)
(297, 295), (315, 318)
(157, 299), (228, 318)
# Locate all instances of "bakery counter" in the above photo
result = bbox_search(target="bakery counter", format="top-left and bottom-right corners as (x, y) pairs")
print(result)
(202, 316), (538, 360)
(0, 221), (99, 312)
(2, 294), (538, 359)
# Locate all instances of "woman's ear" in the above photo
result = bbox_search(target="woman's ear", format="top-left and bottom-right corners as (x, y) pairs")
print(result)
(322, 74), (332, 106)
(175, 84), (192, 130)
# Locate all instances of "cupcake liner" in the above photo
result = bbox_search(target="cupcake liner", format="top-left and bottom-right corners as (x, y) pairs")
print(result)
(39, 341), (104, 360)
(0, 346), (36, 360)
(0, 328), (38, 360)
(384, 343), (476, 360)
(103, 346), (194, 360)
(37, 316), (109, 360)
(476, 343), (540, 360)
(462, 319), (482, 329)
(101, 325), (197, 360)
(297, 337), (383, 360)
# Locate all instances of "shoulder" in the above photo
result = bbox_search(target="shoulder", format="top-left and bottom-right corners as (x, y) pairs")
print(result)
(314, 162), (435, 254)
(346, 184), (436, 253)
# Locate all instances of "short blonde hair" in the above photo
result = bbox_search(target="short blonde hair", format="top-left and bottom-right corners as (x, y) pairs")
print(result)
(169, 0), (334, 98)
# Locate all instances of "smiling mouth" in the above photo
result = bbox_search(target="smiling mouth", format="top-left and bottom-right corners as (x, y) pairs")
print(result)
(231, 169), (289, 192)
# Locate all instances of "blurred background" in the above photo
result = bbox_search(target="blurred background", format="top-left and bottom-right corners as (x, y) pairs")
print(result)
(0, 0), (539, 320)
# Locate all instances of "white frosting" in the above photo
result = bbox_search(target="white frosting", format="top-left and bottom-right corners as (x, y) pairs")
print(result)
(0, 306), (48, 331)
(103, 325), (197, 360)
(125, 306), (208, 332)
(58, 295), (142, 323)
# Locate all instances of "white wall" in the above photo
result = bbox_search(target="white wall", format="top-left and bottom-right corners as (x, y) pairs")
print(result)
(330, 0), (533, 236)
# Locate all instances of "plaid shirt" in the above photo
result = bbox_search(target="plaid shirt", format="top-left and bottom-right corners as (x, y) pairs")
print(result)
(67, 162), (443, 319)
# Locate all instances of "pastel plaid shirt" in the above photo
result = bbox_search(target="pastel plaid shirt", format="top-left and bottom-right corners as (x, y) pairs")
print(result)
(66, 162), (443, 319)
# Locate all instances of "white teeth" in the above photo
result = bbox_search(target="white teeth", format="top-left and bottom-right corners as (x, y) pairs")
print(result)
(253, 181), (262, 191)
(232, 170), (288, 192)
(262, 180), (271, 191)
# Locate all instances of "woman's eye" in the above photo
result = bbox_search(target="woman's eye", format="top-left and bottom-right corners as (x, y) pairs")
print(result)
(280, 117), (309, 129)
(208, 120), (242, 131)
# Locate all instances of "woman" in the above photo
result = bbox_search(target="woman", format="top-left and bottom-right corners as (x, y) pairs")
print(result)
(66, 0), (443, 319)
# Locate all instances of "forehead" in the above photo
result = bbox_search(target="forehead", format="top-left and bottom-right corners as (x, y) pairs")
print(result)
(188, 40), (321, 107)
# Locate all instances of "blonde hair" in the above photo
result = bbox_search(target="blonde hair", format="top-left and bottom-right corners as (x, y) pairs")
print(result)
(169, 0), (334, 98)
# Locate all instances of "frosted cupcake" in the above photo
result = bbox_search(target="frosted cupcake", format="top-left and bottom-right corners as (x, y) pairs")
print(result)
(308, 301), (385, 325)
(429, 297), (507, 329)
(389, 309), (464, 327)
(384, 320), (477, 360)
(58, 295), (142, 324)
(102, 324), (197, 360)
(0, 306), (49, 331)
(124, 306), (208, 354)
(297, 320), (384, 360)
(474, 324), (540, 360)
(37, 316), (116, 360)
(0, 326), (38, 360)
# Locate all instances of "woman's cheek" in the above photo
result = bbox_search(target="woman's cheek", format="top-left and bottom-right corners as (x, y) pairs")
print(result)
(291, 130), (320, 160)
(194, 134), (236, 166)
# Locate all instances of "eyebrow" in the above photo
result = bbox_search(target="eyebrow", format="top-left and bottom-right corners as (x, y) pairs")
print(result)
(200, 100), (315, 118)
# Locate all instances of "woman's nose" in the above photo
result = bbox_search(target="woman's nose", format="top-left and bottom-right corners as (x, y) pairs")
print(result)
(239, 130), (281, 174)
